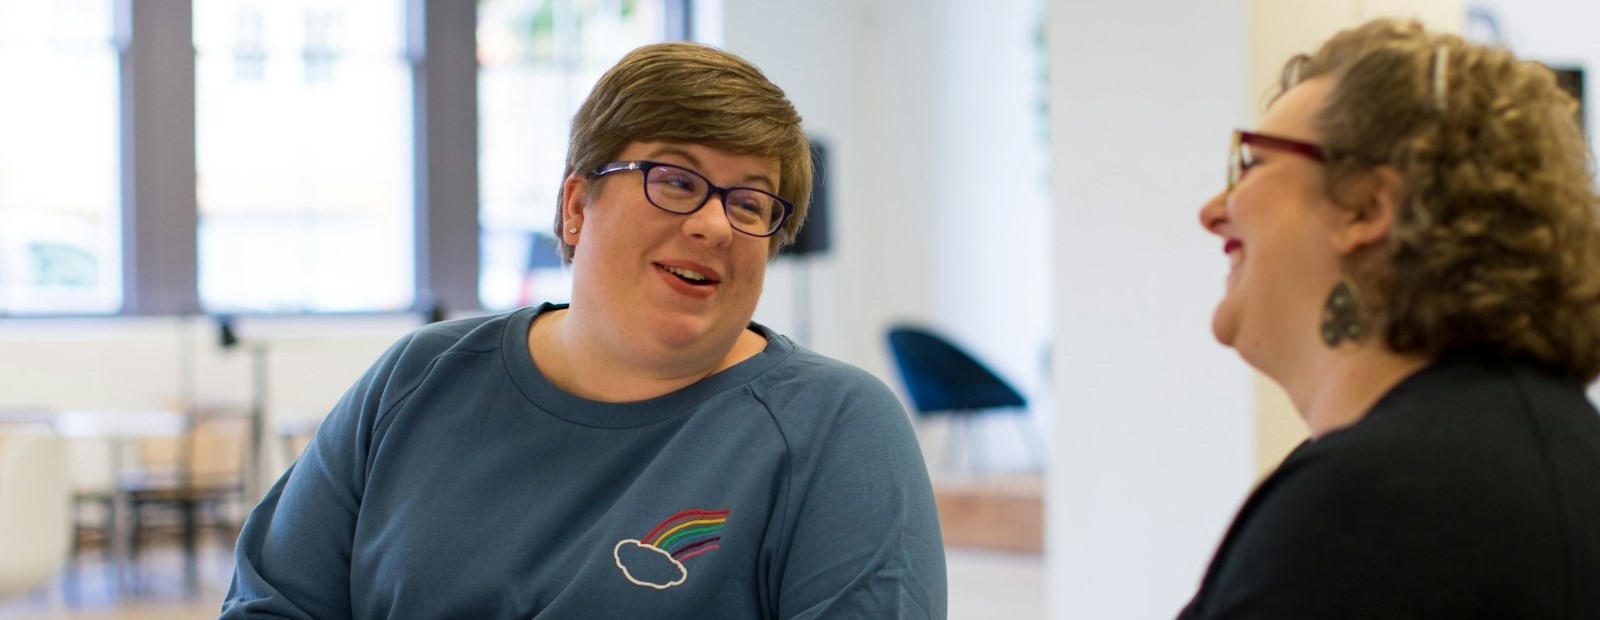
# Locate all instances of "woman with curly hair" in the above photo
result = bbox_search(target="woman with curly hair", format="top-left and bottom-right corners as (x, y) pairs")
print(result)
(1182, 19), (1600, 618)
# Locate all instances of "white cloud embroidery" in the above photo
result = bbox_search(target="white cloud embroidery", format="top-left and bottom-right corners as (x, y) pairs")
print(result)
(613, 539), (688, 590)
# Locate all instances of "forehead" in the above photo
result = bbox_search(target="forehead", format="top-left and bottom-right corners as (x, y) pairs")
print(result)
(619, 141), (781, 187)
(1260, 77), (1333, 140)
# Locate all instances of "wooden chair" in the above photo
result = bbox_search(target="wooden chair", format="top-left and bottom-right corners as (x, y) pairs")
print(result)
(118, 409), (249, 596)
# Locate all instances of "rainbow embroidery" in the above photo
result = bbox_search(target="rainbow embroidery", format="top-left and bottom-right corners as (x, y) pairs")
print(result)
(613, 509), (731, 589)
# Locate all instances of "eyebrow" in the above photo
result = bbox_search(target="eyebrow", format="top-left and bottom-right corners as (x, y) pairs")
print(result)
(645, 145), (778, 191)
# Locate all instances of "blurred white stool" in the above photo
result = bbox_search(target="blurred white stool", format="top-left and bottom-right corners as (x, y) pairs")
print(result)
(0, 429), (71, 605)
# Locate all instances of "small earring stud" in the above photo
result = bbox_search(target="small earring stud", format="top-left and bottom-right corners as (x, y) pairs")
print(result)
(568, 227), (578, 234)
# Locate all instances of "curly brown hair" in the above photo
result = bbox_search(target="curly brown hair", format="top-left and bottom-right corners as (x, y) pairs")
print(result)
(555, 42), (812, 264)
(1277, 18), (1600, 382)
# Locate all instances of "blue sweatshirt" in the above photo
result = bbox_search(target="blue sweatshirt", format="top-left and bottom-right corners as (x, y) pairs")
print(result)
(222, 304), (947, 618)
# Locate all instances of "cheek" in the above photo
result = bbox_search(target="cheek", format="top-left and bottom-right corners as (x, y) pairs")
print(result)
(1227, 182), (1275, 223)
(740, 255), (769, 288)
(734, 247), (769, 292)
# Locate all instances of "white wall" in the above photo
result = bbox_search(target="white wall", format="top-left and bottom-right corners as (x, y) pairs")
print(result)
(1469, 1), (1598, 151)
(732, 0), (936, 381)
(0, 314), (416, 484)
(1048, 1), (1256, 617)
(925, 1), (1054, 418)
(732, 0), (1055, 471)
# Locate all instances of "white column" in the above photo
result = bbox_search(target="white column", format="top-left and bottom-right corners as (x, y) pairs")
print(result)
(729, 1), (1054, 420)
(1048, 1), (1255, 616)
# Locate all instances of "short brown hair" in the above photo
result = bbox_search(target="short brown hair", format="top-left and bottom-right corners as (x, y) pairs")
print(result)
(1280, 18), (1600, 381)
(554, 42), (812, 263)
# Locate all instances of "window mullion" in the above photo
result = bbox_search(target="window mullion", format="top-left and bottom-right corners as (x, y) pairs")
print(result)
(409, 0), (480, 317)
(119, 0), (199, 315)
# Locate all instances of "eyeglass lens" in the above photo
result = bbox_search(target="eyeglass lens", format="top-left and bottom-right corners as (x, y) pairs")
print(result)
(1227, 136), (1255, 190)
(644, 164), (784, 235)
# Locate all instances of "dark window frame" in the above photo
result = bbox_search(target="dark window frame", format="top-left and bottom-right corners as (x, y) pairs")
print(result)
(15, 0), (687, 319)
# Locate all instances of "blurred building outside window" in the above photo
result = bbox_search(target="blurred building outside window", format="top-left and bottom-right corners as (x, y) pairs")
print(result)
(0, 0), (121, 315)
(195, 0), (413, 313)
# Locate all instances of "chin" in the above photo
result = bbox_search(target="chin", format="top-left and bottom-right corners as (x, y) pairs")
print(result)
(647, 309), (748, 353)
(1210, 303), (1240, 349)
(646, 314), (714, 348)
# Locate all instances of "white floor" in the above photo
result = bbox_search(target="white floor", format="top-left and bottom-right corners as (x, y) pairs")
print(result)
(947, 547), (1045, 619)
(0, 543), (1043, 619)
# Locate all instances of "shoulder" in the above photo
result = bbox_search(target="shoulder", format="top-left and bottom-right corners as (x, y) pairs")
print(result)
(1330, 355), (1596, 476)
(754, 345), (905, 417)
(360, 309), (527, 403)
(740, 344), (915, 457)
(1190, 433), (1481, 614)
(1238, 356), (1589, 546)
(402, 311), (518, 356)
(1191, 357), (1600, 617)
(387, 309), (524, 366)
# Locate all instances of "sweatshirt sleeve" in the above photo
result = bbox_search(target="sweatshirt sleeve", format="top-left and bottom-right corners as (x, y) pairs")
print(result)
(220, 334), (416, 619)
(771, 370), (948, 619)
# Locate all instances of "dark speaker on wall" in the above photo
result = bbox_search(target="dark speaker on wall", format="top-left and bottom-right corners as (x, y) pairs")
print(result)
(784, 138), (831, 257)
(1550, 65), (1585, 136)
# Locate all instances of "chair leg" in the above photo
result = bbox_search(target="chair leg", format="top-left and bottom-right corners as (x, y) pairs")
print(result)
(65, 530), (80, 605)
(102, 496), (118, 599)
(182, 499), (199, 598)
(1013, 414), (1048, 471)
(64, 495), (110, 605)
(966, 415), (985, 473)
(941, 417), (962, 473)
(127, 499), (142, 594)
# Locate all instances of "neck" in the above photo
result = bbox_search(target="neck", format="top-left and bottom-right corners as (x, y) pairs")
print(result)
(1276, 341), (1430, 439)
(528, 308), (764, 403)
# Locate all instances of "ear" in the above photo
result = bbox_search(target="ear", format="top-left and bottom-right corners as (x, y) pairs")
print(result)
(1331, 166), (1401, 256)
(560, 174), (588, 247)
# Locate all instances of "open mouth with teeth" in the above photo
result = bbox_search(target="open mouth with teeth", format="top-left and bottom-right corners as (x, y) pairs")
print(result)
(656, 263), (718, 286)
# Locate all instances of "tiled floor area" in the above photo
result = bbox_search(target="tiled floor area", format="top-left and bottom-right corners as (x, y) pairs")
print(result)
(0, 542), (233, 620)
(0, 543), (1042, 619)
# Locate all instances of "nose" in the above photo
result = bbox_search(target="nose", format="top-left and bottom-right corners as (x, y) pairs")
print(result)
(1199, 190), (1230, 237)
(682, 193), (735, 245)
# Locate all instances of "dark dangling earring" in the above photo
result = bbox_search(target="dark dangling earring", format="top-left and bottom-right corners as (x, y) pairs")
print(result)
(1321, 277), (1364, 347)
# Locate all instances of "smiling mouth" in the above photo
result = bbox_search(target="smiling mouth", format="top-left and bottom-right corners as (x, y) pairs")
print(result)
(1224, 239), (1244, 269)
(656, 263), (718, 286)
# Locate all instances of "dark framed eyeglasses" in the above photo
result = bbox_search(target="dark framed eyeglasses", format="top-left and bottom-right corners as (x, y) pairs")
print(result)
(1228, 129), (1329, 191)
(589, 160), (794, 238)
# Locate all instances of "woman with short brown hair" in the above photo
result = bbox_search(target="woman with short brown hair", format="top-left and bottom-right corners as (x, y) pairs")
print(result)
(224, 42), (945, 619)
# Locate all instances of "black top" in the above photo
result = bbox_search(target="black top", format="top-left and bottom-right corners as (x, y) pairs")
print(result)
(1179, 354), (1600, 619)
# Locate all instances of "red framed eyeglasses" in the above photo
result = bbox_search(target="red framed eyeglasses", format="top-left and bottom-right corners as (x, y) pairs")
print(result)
(1228, 129), (1330, 191)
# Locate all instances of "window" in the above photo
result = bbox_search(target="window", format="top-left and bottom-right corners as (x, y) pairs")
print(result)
(195, 0), (413, 313)
(0, 1), (692, 318)
(476, 0), (683, 310)
(0, 0), (121, 315)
